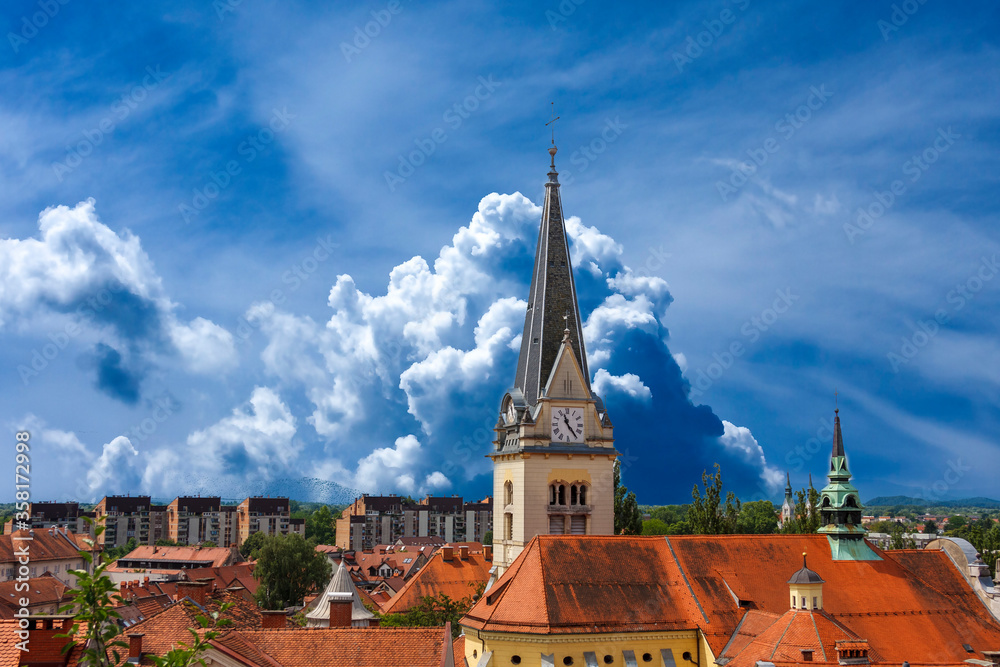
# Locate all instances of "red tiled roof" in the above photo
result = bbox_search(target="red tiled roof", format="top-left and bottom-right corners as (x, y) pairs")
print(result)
(351, 549), (424, 582)
(462, 534), (1000, 665)
(666, 534), (1000, 661)
(0, 621), (21, 667)
(721, 610), (877, 667)
(463, 536), (703, 634)
(116, 545), (239, 569)
(126, 589), (275, 664)
(209, 626), (450, 667)
(0, 619), (84, 667)
(381, 550), (491, 616)
(0, 576), (67, 615)
(0, 530), (84, 565)
(184, 563), (259, 596)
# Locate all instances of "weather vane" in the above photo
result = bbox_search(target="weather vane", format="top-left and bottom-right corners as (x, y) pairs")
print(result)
(545, 101), (560, 146)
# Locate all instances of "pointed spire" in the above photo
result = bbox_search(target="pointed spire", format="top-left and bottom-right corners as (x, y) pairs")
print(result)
(512, 142), (590, 406)
(785, 472), (792, 492)
(832, 407), (845, 458)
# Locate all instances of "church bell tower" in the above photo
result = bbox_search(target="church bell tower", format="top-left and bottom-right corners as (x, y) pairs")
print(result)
(490, 142), (618, 573)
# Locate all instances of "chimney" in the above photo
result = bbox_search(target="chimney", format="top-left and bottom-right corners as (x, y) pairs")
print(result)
(261, 610), (286, 629)
(197, 577), (216, 594)
(128, 633), (144, 663)
(177, 581), (209, 607)
(328, 592), (353, 628)
(441, 546), (454, 562)
(484, 545), (493, 561)
(458, 546), (469, 561)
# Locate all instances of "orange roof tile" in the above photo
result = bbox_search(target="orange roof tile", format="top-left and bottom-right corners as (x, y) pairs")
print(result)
(0, 530), (84, 565)
(381, 550), (491, 616)
(666, 533), (1000, 660)
(462, 533), (1000, 665)
(0, 577), (67, 614)
(116, 545), (239, 569)
(209, 626), (450, 667)
(721, 610), (875, 667)
(463, 535), (703, 634)
(125, 589), (272, 664)
(0, 621), (21, 667)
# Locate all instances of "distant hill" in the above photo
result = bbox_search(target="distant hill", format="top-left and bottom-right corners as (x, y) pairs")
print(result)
(183, 476), (361, 505)
(866, 495), (1000, 509)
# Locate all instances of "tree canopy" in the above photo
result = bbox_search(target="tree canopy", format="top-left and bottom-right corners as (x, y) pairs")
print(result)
(690, 464), (741, 534)
(253, 533), (332, 609)
(240, 531), (267, 559)
(305, 505), (335, 545)
(614, 459), (643, 535)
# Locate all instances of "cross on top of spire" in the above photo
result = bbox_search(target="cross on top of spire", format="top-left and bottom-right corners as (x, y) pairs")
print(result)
(545, 102), (560, 169)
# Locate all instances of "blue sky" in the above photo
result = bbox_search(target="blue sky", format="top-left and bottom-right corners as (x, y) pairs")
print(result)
(2, 1), (998, 505)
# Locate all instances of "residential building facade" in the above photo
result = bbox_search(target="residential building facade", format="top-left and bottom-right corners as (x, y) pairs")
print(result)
(336, 495), (493, 551)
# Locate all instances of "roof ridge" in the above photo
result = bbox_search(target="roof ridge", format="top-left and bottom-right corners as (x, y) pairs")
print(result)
(808, 611), (827, 662)
(768, 611), (797, 660)
(537, 537), (551, 629)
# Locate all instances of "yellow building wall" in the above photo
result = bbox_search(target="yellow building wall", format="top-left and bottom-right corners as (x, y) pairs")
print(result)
(463, 628), (703, 667)
(492, 452), (615, 571)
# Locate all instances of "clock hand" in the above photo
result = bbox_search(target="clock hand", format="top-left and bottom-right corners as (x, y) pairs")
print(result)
(563, 415), (575, 436)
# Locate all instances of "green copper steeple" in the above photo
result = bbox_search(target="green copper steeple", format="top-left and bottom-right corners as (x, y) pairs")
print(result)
(818, 408), (880, 560)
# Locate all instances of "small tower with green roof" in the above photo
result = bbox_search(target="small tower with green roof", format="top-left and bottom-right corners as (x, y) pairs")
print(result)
(818, 408), (880, 560)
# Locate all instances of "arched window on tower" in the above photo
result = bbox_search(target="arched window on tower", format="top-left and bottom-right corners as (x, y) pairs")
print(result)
(579, 485), (587, 506)
(504, 513), (513, 541)
(550, 485), (557, 505)
(558, 485), (566, 505)
(570, 485), (578, 506)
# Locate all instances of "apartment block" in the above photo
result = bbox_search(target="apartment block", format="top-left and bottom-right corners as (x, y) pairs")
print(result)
(94, 495), (153, 548)
(237, 497), (300, 544)
(336, 495), (493, 551)
(167, 496), (222, 545)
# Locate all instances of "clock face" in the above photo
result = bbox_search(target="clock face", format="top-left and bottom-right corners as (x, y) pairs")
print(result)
(551, 406), (584, 442)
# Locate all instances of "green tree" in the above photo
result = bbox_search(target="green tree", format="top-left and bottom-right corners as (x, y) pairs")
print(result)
(59, 523), (128, 667)
(240, 531), (267, 559)
(641, 518), (671, 535)
(379, 583), (484, 639)
(613, 459), (643, 535)
(923, 520), (938, 534)
(104, 537), (139, 563)
(200, 541), (217, 548)
(945, 515), (967, 533)
(155, 539), (180, 547)
(884, 523), (916, 550)
(690, 464), (741, 535)
(737, 500), (778, 534)
(253, 533), (332, 609)
(482, 530), (493, 545)
(305, 506), (334, 544)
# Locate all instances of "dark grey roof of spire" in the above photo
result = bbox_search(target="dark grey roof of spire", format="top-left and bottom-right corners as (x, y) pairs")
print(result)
(832, 408), (845, 458)
(513, 147), (589, 406)
(787, 554), (825, 584)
